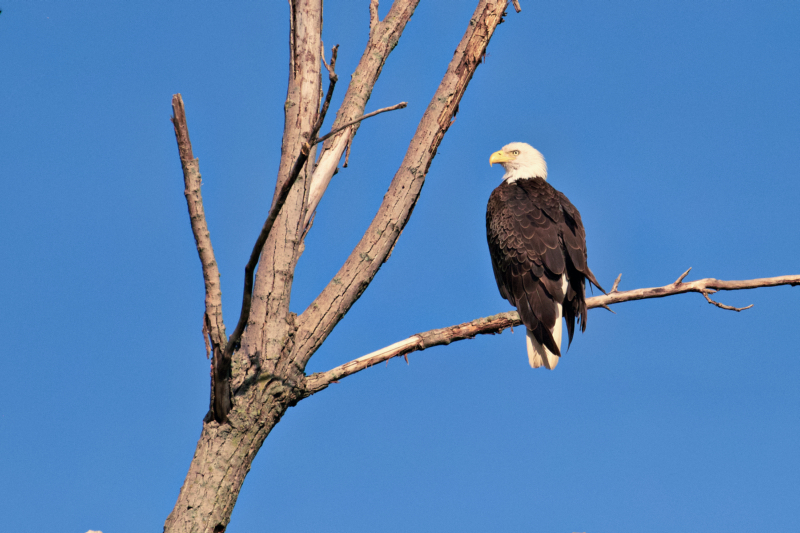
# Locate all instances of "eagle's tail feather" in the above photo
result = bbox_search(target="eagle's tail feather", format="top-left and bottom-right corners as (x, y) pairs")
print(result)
(526, 330), (560, 369)
(526, 307), (564, 370)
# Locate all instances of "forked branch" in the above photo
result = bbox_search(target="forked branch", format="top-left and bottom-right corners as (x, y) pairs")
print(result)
(223, 52), (407, 366)
(304, 272), (800, 394)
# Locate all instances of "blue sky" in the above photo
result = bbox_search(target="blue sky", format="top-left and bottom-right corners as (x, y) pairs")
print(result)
(1, 1), (799, 531)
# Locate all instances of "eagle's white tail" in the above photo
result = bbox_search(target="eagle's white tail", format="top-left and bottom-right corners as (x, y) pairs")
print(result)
(526, 318), (562, 369)
(526, 275), (568, 369)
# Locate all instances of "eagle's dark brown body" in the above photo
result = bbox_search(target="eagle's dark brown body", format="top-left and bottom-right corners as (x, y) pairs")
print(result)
(486, 177), (603, 360)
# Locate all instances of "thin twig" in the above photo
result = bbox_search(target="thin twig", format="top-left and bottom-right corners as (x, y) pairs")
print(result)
(311, 45), (339, 136)
(511, 0), (522, 13)
(674, 267), (692, 284)
(321, 43), (337, 78)
(315, 102), (407, 145)
(344, 140), (352, 167)
(701, 290), (754, 312)
(303, 273), (800, 394)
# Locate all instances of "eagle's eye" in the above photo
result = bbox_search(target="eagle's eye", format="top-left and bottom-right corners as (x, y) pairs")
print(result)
(511, 150), (520, 155)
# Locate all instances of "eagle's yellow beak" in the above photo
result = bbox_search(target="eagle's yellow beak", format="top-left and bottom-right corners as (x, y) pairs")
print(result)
(489, 150), (513, 166)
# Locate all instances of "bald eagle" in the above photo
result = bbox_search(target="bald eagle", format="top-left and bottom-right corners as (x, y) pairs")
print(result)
(486, 142), (603, 369)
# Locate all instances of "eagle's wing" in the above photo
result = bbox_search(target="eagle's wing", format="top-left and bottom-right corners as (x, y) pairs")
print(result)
(555, 189), (605, 345)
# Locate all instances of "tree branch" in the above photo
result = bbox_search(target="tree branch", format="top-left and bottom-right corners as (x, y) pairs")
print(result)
(293, 0), (512, 372)
(674, 267), (692, 284)
(317, 44), (339, 131)
(304, 272), (800, 394)
(315, 102), (408, 146)
(305, 311), (519, 394)
(597, 271), (799, 307)
(170, 94), (228, 404)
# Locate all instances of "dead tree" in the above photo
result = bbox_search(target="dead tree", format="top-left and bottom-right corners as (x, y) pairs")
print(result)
(164, 1), (798, 531)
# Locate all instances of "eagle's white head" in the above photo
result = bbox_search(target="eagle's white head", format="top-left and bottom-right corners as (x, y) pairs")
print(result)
(489, 142), (547, 183)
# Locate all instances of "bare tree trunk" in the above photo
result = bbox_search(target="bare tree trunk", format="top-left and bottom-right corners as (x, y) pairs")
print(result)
(162, 390), (298, 533)
(165, 2), (512, 531)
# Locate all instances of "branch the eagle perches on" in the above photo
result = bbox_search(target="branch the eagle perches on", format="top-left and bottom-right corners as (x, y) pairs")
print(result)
(303, 271), (800, 394)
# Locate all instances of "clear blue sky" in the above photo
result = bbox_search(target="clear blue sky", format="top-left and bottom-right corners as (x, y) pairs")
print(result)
(2, 1), (799, 531)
